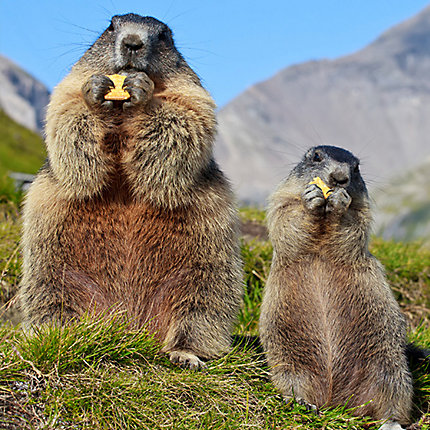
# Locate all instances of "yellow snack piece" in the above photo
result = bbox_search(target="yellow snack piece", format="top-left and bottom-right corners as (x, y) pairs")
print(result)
(104, 74), (130, 101)
(309, 176), (333, 199)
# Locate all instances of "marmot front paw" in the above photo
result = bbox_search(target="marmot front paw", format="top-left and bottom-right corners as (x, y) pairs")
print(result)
(82, 75), (116, 110)
(123, 72), (155, 110)
(326, 188), (351, 215)
(302, 183), (326, 215)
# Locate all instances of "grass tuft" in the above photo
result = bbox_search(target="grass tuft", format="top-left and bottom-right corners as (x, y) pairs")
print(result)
(19, 313), (163, 374)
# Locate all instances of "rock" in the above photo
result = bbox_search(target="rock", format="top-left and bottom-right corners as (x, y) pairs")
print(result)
(0, 54), (50, 134)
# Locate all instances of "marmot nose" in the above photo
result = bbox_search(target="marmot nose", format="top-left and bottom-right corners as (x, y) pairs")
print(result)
(328, 168), (350, 187)
(122, 34), (144, 52)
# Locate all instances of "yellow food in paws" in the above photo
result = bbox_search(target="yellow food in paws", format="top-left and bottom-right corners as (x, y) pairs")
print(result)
(104, 74), (130, 101)
(309, 177), (333, 199)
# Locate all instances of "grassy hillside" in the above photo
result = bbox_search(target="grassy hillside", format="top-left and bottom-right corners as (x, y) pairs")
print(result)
(0, 108), (45, 177)
(0, 205), (429, 429)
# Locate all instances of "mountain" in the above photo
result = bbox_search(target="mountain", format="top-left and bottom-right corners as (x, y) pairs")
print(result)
(0, 54), (50, 134)
(372, 156), (430, 246)
(215, 5), (430, 205)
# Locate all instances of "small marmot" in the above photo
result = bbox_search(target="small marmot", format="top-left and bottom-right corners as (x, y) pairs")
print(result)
(260, 146), (412, 430)
(20, 14), (243, 368)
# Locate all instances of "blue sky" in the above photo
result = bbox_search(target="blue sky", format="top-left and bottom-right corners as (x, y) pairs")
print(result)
(1, 1), (429, 107)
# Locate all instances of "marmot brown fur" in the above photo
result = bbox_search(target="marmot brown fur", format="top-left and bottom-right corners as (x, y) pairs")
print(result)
(20, 14), (243, 368)
(260, 146), (412, 429)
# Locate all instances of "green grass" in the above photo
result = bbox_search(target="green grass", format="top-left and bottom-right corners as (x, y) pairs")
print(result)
(0, 109), (46, 177)
(0, 205), (429, 429)
(1, 316), (428, 429)
(238, 238), (272, 335)
(0, 315), (397, 430)
(239, 206), (267, 224)
(371, 238), (430, 325)
(409, 325), (430, 417)
(0, 201), (21, 323)
(0, 108), (45, 230)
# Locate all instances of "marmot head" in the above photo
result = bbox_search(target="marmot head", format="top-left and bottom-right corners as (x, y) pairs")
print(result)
(76, 13), (199, 85)
(291, 145), (368, 203)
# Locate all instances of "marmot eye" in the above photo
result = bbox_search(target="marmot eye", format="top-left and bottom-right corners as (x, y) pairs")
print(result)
(313, 152), (322, 162)
(354, 163), (360, 173)
(107, 22), (115, 32)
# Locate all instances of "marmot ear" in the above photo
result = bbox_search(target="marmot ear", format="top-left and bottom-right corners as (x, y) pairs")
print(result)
(353, 163), (360, 173)
(305, 147), (314, 158)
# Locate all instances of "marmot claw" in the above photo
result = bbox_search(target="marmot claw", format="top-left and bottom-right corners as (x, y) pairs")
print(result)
(82, 74), (115, 110)
(169, 350), (206, 370)
(326, 188), (351, 215)
(123, 72), (155, 110)
(302, 183), (326, 215)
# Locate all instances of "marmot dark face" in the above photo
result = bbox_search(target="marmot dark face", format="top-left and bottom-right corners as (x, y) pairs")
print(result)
(77, 13), (196, 82)
(291, 145), (368, 206)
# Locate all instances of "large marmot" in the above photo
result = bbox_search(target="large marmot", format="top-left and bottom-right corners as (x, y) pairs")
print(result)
(260, 146), (412, 430)
(20, 14), (243, 368)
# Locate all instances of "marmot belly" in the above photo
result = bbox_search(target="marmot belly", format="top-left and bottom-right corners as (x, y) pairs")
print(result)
(52, 193), (199, 338)
(274, 259), (396, 409)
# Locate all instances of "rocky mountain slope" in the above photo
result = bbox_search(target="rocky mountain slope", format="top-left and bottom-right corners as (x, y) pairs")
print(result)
(372, 156), (430, 245)
(215, 5), (430, 205)
(0, 54), (50, 134)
